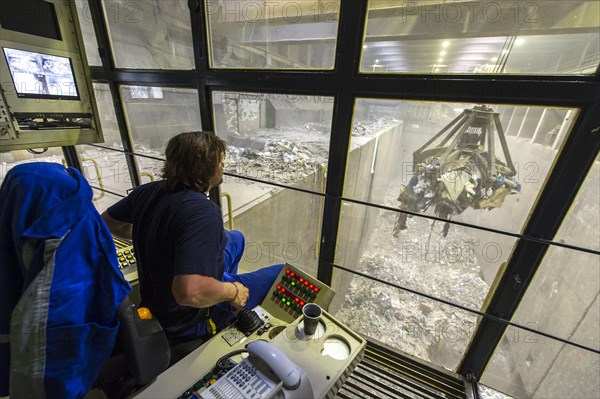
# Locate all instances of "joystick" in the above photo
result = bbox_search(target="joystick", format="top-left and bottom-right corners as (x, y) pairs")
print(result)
(235, 308), (264, 335)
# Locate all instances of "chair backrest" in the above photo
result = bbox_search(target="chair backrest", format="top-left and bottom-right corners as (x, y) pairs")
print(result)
(117, 297), (171, 385)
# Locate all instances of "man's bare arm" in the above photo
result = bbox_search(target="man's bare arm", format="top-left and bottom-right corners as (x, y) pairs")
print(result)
(101, 210), (133, 241)
(172, 274), (249, 309)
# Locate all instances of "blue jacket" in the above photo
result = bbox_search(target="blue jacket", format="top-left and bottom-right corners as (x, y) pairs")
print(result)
(0, 162), (131, 398)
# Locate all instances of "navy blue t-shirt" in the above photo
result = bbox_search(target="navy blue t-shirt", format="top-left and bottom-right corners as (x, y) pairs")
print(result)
(107, 181), (226, 328)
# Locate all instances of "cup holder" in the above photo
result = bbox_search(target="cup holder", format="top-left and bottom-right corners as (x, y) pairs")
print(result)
(321, 335), (351, 360)
(295, 319), (327, 340)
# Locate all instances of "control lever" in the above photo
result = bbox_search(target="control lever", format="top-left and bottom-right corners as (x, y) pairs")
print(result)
(235, 308), (263, 335)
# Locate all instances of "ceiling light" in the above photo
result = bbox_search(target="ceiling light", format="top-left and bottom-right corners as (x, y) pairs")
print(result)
(502, 50), (509, 54)
(440, 51), (446, 56)
(363, 44), (367, 49)
(442, 41), (450, 48)
(515, 38), (525, 45)
(375, 59), (379, 63)
(438, 58), (444, 63)
(491, 57), (498, 62)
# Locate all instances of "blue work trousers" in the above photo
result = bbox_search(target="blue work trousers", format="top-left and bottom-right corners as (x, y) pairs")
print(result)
(189, 230), (283, 339)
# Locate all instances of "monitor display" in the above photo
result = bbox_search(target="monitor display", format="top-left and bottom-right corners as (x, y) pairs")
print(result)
(2, 47), (79, 100)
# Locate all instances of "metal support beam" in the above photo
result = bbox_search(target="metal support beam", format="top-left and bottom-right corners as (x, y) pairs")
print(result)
(88, 0), (141, 188)
(62, 146), (82, 172)
(317, 0), (368, 285)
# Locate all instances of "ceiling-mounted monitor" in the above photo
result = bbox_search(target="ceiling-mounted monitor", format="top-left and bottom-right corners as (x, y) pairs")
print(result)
(3, 47), (80, 100)
(0, 0), (103, 152)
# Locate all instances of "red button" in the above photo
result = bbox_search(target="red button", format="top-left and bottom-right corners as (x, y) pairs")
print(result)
(309, 284), (314, 289)
(314, 287), (320, 293)
(285, 269), (290, 274)
(276, 285), (281, 290)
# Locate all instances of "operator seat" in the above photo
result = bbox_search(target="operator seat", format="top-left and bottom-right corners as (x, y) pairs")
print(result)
(97, 296), (171, 398)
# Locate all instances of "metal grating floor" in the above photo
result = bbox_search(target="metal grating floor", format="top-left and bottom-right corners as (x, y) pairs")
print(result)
(336, 340), (475, 399)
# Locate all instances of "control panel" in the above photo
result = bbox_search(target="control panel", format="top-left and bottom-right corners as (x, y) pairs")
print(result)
(151, 309), (366, 399)
(263, 263), (335, 323)
(132, 264), (364, 399)
(114, 237), (138, 283)
(199, 357), (282, 399)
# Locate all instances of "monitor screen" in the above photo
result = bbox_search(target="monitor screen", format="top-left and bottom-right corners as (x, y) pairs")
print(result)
(2, 47), (80, 100)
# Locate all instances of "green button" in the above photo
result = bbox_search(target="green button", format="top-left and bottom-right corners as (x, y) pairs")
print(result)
(286, 301), (291, 306)
(281, 297), (286, 302)
(291, 281), (296, 286)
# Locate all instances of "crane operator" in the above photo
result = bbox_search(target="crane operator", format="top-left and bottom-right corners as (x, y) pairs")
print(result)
(102, 131), (283, 346)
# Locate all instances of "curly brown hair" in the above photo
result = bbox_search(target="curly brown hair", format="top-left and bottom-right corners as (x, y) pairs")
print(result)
(162, 131), (226, 192)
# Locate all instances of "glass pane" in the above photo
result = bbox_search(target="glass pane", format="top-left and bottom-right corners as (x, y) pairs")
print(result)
(0, 148), (65, 187)
(479, 385), (513, 399)
(78, 84), (133, 206)
(103, 0), (194, 69)
(554, 156), (600, 251)
(121, 86), (201, 162)
(74, 0), (101, 66)
(481, 156), (600, 397)
(331, 270), (478, 371)
(232, 189), (323, 276)
(212, 91), (328, 276)
(335, 199), (515, 311)
(482, 324), (600, 398)
(90, 187), (126, 214)
(346, 99), (577, 237)
(206, 0), (340, 69)
(212, 91), (333, 191)
(362, 0), (600, 75)
(135, 154), (163, 186)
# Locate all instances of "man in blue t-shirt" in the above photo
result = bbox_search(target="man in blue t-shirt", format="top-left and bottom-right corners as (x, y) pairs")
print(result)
(102, 131), (283, 343)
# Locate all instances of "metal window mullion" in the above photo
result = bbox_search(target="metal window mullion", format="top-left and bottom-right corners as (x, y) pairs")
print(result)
(91, 69), (198, 87)
(317, 0), (368, 285)
(87, 0), (140, 187)
(189, 0), (222, 207)
(62, 146), (83, 172)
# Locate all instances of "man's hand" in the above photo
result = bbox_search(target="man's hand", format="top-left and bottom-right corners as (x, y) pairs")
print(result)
(173, 275), (250, 309)
(228, 281), (249, 310)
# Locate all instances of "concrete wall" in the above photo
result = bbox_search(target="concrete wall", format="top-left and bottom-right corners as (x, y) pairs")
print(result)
(232, 168), (325, 278)
(123, 87), (202, 151)
(485, 160), (600, 398)
(331, 124), (405, 312)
